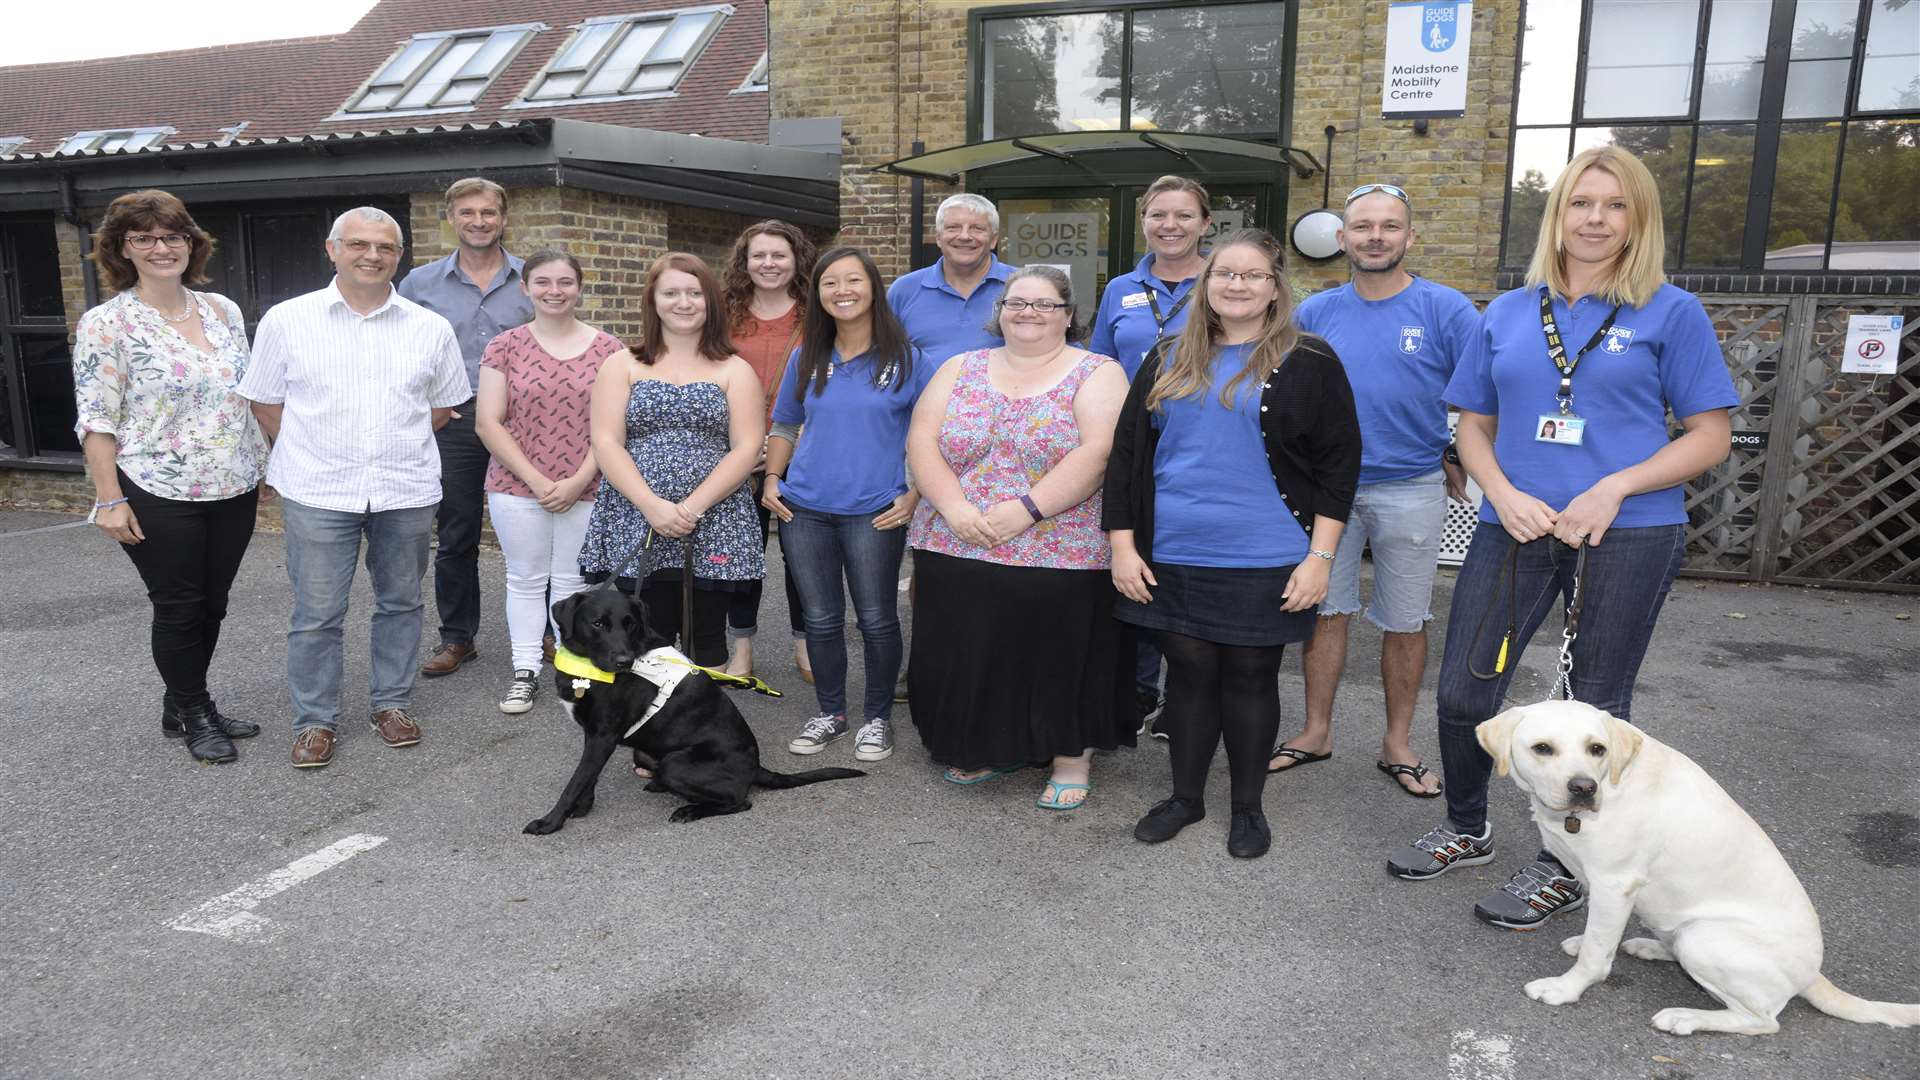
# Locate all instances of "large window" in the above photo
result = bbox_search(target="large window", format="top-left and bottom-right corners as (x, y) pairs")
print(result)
(518, 6), (729, 104)
(57, 128), (173, 154)
(340, 25), (538, 115)
(977, 1), (1286, 140)
(1505, 0), (1920, 272)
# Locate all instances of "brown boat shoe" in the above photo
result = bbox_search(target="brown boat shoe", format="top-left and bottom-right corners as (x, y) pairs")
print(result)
(291, 727), (337, 769)
(421, 642), (478, 677)
(371, 708), (423, 748)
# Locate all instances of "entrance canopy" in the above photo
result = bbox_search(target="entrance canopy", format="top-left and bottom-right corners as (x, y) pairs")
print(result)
(873, 131), (1320, 183)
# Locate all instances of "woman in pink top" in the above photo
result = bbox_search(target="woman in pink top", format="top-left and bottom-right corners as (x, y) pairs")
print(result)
(476, 249), (624, 714)
(906, 265), (1132, 810)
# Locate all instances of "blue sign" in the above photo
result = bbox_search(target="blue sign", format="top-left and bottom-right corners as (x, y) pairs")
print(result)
(1421, 2), (1461, 52)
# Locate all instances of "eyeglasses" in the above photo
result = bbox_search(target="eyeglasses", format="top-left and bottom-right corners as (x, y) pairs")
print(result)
(126, 233), (191, 250)
(1345, 183), (1411, 207)
(340, 239), (403, 257)
(1206, 270), (1276, 285)
(997, 298), (1065, 313)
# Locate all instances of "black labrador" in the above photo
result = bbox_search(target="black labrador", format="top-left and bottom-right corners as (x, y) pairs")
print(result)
(525, 589), (863, 834)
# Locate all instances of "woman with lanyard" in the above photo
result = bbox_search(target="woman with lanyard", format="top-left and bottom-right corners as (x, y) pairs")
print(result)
(1089, 174), (1213, 736)
(1386, 145), (1735, 929)
(764, 247), (934, 766)
(719, 220), (817, 681)
(1105, 229), (1361, 859)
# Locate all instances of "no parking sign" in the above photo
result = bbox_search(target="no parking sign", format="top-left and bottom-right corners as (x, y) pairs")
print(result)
(1841, 314), (1902, 375)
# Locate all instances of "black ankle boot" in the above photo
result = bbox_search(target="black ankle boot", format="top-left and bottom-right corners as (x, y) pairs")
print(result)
(1227, 805), (1271, 859)
(178, 701), (237, 764)
(163, 693), (260, 740)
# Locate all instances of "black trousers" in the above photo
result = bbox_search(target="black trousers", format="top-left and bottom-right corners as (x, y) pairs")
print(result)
(117, 473), (259, 711)
(640, 578), (730, 667)
(432, 403), (488, 646)
(726, 473), (806, 638)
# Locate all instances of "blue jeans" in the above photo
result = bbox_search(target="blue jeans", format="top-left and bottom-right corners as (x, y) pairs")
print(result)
(281, 498), (437, 733)
(1435, 521), (1686, 834)
(780, 501), (906, 722)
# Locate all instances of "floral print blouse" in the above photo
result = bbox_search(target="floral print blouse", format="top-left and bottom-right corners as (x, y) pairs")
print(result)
(72, 290), (268, 501)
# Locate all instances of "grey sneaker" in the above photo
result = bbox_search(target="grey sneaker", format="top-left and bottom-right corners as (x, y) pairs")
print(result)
(788, 713), (848, 755)
(499, 670), (539, 715)
(1474, 859), (1586, 930)
(1387, 823), (1495, 880)
(853, 717), (894, 762)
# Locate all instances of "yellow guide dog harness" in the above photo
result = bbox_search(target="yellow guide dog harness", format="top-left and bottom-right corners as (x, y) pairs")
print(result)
(553, 645), (782, 737)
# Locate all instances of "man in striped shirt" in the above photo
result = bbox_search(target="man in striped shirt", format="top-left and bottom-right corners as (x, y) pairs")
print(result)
(240, 207), (471, 770)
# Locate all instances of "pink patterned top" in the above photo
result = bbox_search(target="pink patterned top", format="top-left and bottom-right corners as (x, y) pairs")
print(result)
(480, 324), (623, 499)
(909, 348), (1116, 570)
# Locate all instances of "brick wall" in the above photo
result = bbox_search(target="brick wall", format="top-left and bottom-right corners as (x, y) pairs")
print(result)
(667, 206), (760, 269)
(771, 0), (1523, 294)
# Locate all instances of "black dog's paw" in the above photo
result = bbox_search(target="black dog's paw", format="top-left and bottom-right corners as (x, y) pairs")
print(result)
(668, 805), (703, 824)
(566, 798), (594, 819)
(524, 817), (564, 835)
(644, 779), (667, 793)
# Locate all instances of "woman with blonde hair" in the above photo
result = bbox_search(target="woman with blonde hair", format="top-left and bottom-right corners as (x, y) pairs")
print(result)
(72, 189), (268, 764)
(1386, 145), (1736, 930)
(1104, 228), (1360, 858)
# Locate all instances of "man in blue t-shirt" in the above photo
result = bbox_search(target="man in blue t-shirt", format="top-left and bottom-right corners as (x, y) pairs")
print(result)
(886, 193), (1013, 365)
(1267, 183), (1480, 800)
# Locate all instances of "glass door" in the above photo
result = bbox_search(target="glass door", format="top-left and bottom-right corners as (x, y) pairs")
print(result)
(997, 193), (1114, 313)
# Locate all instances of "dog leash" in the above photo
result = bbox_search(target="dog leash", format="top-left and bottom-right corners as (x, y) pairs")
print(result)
(1467, 536), (1588, 701)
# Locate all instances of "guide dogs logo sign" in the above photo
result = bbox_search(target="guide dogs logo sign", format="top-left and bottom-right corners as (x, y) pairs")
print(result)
(1384, 2), (1471, 118)
(1421, 2), (1460, 51)
(1400, 326), (1425, 354)
(1603, 327), (1635, 354)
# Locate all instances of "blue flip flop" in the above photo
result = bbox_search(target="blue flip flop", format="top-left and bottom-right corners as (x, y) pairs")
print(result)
(1037, 781), (1090, 811)
(943, 764), (1022, 786)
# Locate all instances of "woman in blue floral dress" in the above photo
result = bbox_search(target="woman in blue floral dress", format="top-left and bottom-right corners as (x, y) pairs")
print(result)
(72, 190), (269, 765)
(578, 252), (765, 666)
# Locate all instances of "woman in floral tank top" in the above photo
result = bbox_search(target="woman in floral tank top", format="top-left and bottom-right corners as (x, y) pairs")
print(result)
(905, 265), (1134, 810)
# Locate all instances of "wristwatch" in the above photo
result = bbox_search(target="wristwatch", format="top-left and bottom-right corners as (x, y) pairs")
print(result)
(1443, 443), (1462, 466)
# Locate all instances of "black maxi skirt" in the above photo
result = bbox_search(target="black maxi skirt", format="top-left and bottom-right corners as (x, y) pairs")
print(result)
(907, 549), (1136, 770)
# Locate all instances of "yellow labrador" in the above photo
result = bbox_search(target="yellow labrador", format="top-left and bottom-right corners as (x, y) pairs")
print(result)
(1477, 700), (1920, 1036)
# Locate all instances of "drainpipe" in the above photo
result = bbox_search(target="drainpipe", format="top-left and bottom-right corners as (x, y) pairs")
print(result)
(58, 171), (99, 310)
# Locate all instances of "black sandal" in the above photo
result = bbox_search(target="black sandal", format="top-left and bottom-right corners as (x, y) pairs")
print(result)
(1377, 760), (1443, 798)
(1267, 746), (1332, 774)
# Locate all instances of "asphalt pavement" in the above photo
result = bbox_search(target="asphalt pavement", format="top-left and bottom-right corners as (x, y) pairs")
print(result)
(1, 507), (1915, 1080)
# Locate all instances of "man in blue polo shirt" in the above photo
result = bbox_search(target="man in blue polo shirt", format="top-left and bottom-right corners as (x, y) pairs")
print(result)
(887, 193), (1014, 364)
(1267, 183), (1479, 800)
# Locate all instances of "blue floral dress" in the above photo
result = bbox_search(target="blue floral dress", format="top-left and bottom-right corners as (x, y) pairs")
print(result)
(579, 379), (764, 588)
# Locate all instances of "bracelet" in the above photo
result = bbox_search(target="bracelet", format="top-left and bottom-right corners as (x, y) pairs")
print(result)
(93, 497), (129, 510)
(1019, 494), (1044, 523)
(1309, 549), (1336, 562)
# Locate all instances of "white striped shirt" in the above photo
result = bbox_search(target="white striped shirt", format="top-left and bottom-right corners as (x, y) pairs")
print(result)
(239, 280), (470, 513)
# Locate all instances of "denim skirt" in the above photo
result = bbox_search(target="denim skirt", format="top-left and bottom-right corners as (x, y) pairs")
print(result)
(1113, 561), (1318, 647)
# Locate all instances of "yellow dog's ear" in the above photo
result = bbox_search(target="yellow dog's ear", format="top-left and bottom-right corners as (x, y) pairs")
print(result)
(1601, 711), (1645, 786)
(1476, 707), (1527, 778)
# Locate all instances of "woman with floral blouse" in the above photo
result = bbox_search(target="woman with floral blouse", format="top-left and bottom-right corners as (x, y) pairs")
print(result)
(73, 190), (269, 765)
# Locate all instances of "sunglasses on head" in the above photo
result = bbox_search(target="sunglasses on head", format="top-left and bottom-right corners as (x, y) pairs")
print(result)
(1345, 183), (1411, 207)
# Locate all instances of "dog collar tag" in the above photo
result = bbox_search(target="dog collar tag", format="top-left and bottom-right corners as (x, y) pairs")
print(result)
(1564, 815), (1582, 833)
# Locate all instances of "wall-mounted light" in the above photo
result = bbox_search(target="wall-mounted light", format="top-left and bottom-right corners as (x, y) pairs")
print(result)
(1291, 209), (1344, 261)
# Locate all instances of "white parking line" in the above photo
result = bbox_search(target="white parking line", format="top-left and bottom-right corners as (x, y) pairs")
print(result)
(169, 833), (388, 943)
(1447, 1029), (1515, 1080)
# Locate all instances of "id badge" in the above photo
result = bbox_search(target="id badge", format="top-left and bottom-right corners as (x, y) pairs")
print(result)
(1536, 414), (1586, 445)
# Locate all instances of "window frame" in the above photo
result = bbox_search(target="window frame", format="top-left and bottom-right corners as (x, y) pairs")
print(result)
(510, 4), (733, 109)
(967, 0), (1294, 144)
(0, 138), (25, 157)
(334, 23), (542, 119)
(734, 51), (768, 94)
(57, 128), (176, 155)
(1500, 0), (1920, 273)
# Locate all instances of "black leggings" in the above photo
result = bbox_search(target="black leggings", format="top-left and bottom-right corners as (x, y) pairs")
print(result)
(639, 577), (729, 667)
(1159, 630), (1289, 809)
(117, 474), (258, 712)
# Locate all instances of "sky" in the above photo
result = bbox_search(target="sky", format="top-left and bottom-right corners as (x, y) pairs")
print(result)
(0, 1), (379, 66)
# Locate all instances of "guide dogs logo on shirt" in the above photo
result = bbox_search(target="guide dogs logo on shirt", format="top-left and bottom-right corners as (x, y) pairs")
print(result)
(1602, 326), (1635, 354)
(1400, 326), (1425, 354)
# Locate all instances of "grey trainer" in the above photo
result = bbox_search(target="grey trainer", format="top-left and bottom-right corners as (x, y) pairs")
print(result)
(1388, 823), (1495, 880)
(853, 717), (894, 762)
(788, 713), (849, 755)
(1474, 859), (1586, 930)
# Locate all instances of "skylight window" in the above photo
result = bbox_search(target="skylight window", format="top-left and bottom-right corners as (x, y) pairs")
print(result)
(523, 6), (730, 103)
(0, 137), (26, 157)
(58, 128), (174, 154)
(736, 52), (767, 93)
(345, 24), (539, 114)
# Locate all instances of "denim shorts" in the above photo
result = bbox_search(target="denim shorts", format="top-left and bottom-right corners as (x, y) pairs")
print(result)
(1321, 469), (1447, 633)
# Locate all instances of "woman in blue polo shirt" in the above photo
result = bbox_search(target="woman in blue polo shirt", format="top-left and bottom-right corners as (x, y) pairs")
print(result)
(1090, 174), (1214, 734)
(1386, 145), (1736, 930)
(764, 247), (934, 766)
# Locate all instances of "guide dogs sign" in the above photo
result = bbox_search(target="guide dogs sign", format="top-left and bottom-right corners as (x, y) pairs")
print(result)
(1384, 1), (1472, 118)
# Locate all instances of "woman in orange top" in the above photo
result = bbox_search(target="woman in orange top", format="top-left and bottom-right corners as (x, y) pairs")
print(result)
(721, 220), (818, 679)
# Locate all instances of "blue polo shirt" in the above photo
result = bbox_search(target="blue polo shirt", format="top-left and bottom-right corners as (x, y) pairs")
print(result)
(1089, 254), (1202, 378)
(396, 250), (532, 392)
(1296, 276), (1480, 485)
(771, 345), (937, 515)
(887, 257), (1014, 365)
(1445, 283), (1738, 529)
(1150, 344), (1308, 568)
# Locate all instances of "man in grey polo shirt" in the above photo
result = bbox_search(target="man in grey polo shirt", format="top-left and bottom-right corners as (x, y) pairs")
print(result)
(397, 177), (534, 678)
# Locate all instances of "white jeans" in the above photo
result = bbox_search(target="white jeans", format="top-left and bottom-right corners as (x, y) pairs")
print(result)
(487, 491), (594, 672)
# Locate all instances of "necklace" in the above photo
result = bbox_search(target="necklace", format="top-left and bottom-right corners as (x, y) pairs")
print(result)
(140, 290), (195, 324)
